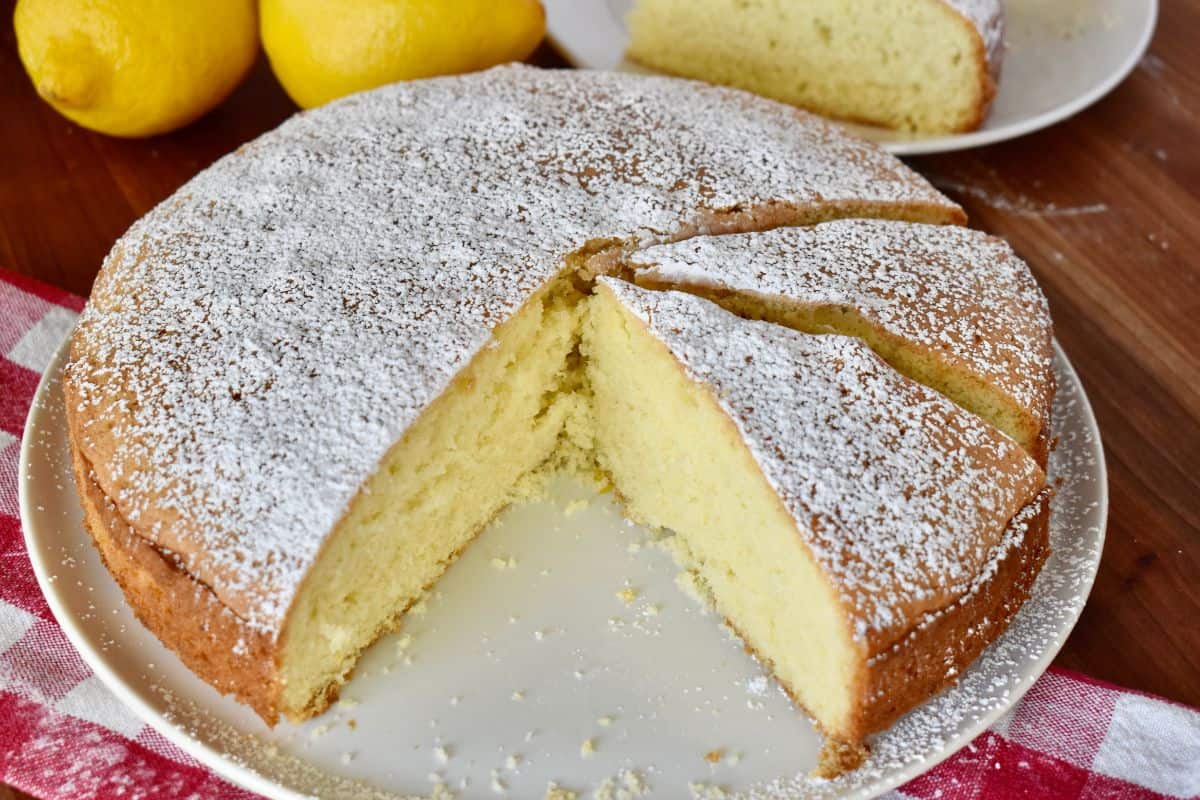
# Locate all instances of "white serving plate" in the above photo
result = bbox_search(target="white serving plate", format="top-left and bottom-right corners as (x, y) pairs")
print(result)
(545, 0), (1157, 156)
(22, 335), (1105, 799)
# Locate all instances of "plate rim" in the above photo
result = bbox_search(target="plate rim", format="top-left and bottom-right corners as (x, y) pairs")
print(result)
(19, 335), (304, 800)
(544, 0), (1159, 156)
(20, 332), (1108, 800)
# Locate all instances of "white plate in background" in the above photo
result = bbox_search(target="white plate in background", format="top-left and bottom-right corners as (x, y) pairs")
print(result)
(545, 0), (1158, 155)
(22, 336), (1105, 799)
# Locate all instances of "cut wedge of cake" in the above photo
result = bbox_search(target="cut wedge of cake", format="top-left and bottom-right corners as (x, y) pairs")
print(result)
(625, 0), (1004, 133)
(585, 279), (1050, 750)
(628, 219), (1055, 465)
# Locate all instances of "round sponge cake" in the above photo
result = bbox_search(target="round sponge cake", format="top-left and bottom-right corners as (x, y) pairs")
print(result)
(63, 65), (1050, 767)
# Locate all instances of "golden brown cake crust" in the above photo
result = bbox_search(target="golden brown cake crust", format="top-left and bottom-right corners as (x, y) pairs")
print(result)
(946, 3), (1001, 134)
(848, 488), (1051, 741)
(66, 422), (285, 724)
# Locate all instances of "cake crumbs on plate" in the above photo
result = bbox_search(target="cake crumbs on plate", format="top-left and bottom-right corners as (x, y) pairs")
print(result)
(490, 555), (517, 570)
(545, 782), (579, 800)
(673, 570), (712, 614)
(489, 769), (506, 793)
(434, 745), (450, 764)
(504, 753), (522, 769)
(704, 748), (725, 763)
(511, 689), (526, 701)
(592, 769), (648, 800)
(564, 498), (590, 516)
(615, 586), (640, 605)
(580, 737), (596, 757)
(597, 714), (614, 727)
(689, 780), (729, 799)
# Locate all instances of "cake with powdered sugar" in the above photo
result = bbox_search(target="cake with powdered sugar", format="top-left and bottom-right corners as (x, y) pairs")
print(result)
(62, 65), (1051, 773)
(629, 219), (1054, 466)
(625, 0), (1005, 133)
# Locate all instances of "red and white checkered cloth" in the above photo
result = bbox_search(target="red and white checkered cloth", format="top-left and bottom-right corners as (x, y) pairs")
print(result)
(0, 267), (1196, 800)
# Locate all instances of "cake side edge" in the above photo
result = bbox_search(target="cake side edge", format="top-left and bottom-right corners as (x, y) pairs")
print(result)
(65, 400), (285, 725)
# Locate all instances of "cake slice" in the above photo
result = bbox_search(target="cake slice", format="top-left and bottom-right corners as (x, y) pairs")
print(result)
(625, 0), (1004, 133)
(628, 219), (1055, 465)
(584, 279), (1050, 752)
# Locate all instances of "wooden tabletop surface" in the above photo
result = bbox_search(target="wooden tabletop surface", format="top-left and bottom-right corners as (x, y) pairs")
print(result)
(2, 2), (1198, 796)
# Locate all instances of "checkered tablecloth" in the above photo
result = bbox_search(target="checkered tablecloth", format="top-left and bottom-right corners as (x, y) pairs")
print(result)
(0, 267), (1197, 799)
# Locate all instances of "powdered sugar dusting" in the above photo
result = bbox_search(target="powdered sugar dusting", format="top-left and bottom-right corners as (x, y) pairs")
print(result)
(736, 345), (1104, 799)
(601, 281), (1044, 648)
(63, 65), (954, 637)
(629, 219), (1053, 426)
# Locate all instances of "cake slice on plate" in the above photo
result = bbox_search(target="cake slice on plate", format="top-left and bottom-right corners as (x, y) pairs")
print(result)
(625, 0), (1004, 133)
(584, 279), (1050, 768)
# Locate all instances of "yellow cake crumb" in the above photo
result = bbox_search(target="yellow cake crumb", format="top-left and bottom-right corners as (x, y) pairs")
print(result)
(688, 781), (729, 799)
(545, 782), (578, 800)
(490, 769), (506, 793)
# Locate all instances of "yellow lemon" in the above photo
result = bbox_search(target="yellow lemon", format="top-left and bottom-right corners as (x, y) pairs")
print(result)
(261, 0), (546, 109)
(14, 0), (258, 138)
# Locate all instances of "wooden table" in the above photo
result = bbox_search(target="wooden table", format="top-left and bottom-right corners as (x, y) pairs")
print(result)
(2, 3), (1198, 797)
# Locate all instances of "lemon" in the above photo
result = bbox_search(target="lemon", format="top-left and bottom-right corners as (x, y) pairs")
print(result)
(14, 0), (258, 138)
(261, 0), (546, 109)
